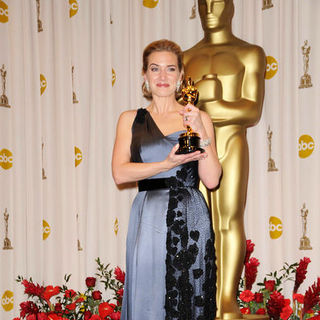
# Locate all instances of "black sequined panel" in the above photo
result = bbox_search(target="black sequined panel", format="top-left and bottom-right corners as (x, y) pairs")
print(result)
(165, 164), (217, 320)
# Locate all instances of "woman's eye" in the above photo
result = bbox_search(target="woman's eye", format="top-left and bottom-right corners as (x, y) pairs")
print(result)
(168, 67), (176, 72)
(150, 67), (159, 72)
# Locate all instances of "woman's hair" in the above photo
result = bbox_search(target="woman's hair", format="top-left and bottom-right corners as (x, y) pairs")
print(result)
(142, 39), (184, 100)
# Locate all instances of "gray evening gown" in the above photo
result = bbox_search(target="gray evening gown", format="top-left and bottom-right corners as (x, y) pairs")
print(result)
(120, 108), (216, 320)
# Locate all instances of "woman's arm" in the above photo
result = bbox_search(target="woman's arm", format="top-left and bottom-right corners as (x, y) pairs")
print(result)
(197, 111), (222, 189)
(111, 110), (208, 185)
(182, 105), (222, 189)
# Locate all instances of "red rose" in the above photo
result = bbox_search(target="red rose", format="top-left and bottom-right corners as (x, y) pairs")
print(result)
(264, 280), (276, 292)
(13, 318), (21, 320)
(116, 288), (124, 298)
(254, 292), (264, 303)
(267, 291), (286, 320)
(280, 305), (293, 320)
(89, 315), (102, 320)
(240, 307), (251, 314)
(42, 285), (60, 301)
(239, 290), (255, 302)
(85, 277), (96, 288)
(65, 289), (76, 298)
(92, 290), (102, 300)
(256, 308), (266, 315)
(84, 310), (92, 320)
(26, 315), (37, 320)
(110, 311), (121, 320)
(54, 303), (62, 312)
(293, 293), (304, 304)
(114, 267), (125, 284)
(66, 302), (76, 310)
(99, 302), (115, 318)
(38, 313), (48, 320)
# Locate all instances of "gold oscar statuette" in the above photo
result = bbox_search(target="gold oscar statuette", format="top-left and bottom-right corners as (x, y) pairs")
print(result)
(299, 203), (312, 250)
(36, 0), (43, 32)
(267, 126), (278, 172)
(42, 142), (47, 180)
(72, 66), (79, 104)
(175, 77), (204, 154)
(76, 214), (83, 251)
(262, 0), (274, 10)
(3, 208), (13, 250)
(0, 64), (11, 108)
(189, 0), (196, 19)
(299, 40), (312, 89)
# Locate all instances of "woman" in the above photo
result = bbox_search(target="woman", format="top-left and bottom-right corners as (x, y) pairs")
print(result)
(112, 39), (221, 320)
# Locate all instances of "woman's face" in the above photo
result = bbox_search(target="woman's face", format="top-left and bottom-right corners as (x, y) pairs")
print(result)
(144, 51), (182, 99)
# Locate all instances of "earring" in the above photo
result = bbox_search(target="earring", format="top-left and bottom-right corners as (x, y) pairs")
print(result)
(145, 80), (150, 91)
(176, 80), (181, 92)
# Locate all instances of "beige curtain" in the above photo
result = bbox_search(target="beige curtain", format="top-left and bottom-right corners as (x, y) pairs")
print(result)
(0, 1), (319, 318)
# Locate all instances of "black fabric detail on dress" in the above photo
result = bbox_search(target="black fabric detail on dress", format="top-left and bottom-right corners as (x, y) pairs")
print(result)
(165, 165), (216, 320)
(130, 108), (164, 163)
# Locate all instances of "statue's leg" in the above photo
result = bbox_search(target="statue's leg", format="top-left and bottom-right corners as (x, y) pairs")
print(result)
(211, 135), (249, 319)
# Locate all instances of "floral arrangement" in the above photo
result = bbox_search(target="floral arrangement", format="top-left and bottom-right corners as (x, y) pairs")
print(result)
(13, 258), (125, 320)
(238, 240), (320, 320)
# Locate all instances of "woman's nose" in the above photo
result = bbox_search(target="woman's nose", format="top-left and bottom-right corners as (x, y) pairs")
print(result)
(159, 69), (166, 79)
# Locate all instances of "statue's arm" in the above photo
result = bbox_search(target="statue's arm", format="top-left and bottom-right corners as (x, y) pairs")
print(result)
(200, 46), (266, 127)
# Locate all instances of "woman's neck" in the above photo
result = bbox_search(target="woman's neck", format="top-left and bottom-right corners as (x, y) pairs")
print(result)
(148, 95), (181, 114)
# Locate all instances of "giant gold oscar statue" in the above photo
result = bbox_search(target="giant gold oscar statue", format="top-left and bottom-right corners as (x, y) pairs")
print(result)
(183, 1), (266, 319)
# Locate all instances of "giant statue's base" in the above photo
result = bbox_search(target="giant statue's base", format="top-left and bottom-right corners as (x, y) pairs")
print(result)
(216, 314), (269, 320)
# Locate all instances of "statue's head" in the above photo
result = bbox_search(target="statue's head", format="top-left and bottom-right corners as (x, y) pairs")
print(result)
(198, 0), (234, 32)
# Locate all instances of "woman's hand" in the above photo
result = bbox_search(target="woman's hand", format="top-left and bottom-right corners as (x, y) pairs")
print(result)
(179, 103), (205, 134)
(164, 144), (208, 169)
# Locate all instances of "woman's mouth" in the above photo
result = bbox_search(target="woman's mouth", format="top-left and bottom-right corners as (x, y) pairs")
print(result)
(156, 83), (169, 87)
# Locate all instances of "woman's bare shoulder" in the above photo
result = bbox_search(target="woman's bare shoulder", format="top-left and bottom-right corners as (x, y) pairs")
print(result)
(118, 109), (139, 126)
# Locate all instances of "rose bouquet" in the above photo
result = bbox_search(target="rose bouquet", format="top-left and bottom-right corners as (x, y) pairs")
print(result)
(238, 240), (320, 320)
(13, 258), (125, 320)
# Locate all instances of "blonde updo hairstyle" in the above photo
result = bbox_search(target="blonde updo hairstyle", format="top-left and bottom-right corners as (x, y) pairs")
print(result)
(142, 39), (184, 101)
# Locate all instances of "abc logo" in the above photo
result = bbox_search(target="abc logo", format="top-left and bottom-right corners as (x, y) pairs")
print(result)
(299, 135), (314, 158)
(75, 146), (82, 167)
(112, 68), (116, 87)
(0, 148), (13, 170)
(69, 0), (79, 17)
(265, 56), (278, 79)
(0, 1), (9, 23)
(143, 0), (159, 8)
(43, 220), (51, 240)
(1, 290), (14, 312)
(40, 74), (47, 95)
(269, 216), (283, 239)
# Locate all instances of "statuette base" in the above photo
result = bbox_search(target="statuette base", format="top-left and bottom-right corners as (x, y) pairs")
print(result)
(299, 74), (312, 89)
(176, 132), (204, 154)
(299, 237), (312, 250)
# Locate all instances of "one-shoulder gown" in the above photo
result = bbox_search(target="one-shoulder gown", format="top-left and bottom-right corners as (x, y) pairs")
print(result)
(121, 108), (216, 320)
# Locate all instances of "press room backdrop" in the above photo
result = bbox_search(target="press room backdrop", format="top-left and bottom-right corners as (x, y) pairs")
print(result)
(0, 0), (319, 318)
